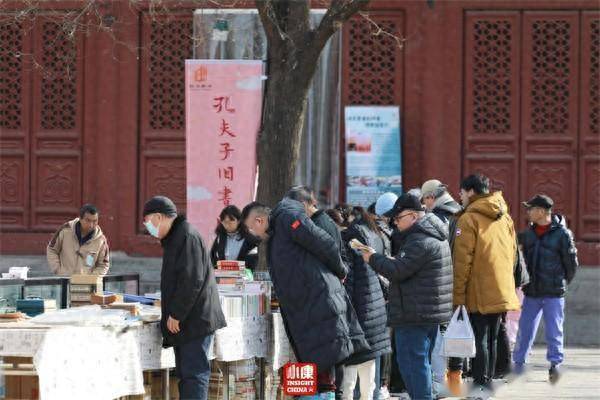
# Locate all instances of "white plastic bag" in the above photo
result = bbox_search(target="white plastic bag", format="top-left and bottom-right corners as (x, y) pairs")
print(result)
(442, 306), (476, 358)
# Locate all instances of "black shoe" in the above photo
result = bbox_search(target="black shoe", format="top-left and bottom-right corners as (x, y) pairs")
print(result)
(549, 364), (561, 384)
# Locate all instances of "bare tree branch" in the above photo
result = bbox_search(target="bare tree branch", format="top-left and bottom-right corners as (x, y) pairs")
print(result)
(255, 0), (286, 47)
(287, 0), (310, 42)
(312, 0), (369, 52)
(358, 11), (406, 49)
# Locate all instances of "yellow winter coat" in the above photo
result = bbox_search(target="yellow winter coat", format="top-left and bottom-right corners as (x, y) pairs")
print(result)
(452, 192), (520, 314)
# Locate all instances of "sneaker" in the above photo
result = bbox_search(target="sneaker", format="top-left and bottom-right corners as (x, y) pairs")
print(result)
(379, 386), (391, 400)
(513, 362), (526, 375)
(446, 370), (463, 396)
(549, 364), (561, 385)
(465, 384), (494, 400)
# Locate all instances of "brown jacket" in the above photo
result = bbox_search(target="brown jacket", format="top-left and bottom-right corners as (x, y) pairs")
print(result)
(452, 192), (520, 314)
(46, 218), (110, 276)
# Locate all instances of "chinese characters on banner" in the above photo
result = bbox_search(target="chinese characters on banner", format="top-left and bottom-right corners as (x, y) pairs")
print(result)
(185, 60), (264, 242)
(345, 106), (402, 207)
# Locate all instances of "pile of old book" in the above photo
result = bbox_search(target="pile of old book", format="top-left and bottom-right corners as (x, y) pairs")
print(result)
(208, 359), (258, 400)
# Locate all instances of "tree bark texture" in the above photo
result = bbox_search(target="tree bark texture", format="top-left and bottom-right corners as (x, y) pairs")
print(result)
(255, 0), (369, 207)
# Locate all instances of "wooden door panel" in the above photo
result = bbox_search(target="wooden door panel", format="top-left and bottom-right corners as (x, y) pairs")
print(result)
(578, 12), (600, 242)
(521, 11), (579, 229)
(463, 12), (521, 214)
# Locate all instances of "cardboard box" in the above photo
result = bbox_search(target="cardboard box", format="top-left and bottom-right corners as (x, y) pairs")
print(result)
(4, 375), (21, 400)
(104, 302), (140, 316)
(20, 376), (39, 400)
(70, 274), (104, 286)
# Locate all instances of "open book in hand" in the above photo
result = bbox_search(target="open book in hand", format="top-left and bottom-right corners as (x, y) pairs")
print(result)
(349, 238), (376, 253)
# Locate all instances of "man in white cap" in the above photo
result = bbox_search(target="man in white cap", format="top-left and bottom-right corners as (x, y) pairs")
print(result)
(421, 179), (462, 226)
(420, 180), (463, 396)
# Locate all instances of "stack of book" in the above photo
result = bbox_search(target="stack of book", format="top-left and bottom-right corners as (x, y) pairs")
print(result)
(69, 274), (103, 307)
(208, 359), (258, 400)
(218, 282), (270, 318)
(215, 260), (247, 285)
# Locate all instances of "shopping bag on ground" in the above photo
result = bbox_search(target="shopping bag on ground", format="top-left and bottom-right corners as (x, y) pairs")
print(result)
(442, 306), (476, 358)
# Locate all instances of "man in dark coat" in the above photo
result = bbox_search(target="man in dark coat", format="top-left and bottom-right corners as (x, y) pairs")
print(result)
(358, 194), (453, 400)
(513, 194), (578, 384)
(242, 198), (369, 390)
(421, 179), (464, 396)
(143, 196), (227, 400)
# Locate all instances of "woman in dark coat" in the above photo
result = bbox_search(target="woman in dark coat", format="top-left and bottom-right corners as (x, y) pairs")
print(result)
(340, 207), (392, 400)
(210, 205), (260, 270)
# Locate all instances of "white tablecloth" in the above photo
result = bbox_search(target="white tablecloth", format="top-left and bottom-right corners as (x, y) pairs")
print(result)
(270, 312), (296, 370)
(34, 326), (144, 400)
(0, 322), (175, 400)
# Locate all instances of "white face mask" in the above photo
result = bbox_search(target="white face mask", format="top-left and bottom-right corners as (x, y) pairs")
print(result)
(144, 217), (161, 238)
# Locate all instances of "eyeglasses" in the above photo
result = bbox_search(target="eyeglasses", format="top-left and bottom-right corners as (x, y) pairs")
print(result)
(394, 213), (414, 221)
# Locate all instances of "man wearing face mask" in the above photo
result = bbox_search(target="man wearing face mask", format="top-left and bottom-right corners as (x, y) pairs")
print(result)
(142, 195), (226, 400)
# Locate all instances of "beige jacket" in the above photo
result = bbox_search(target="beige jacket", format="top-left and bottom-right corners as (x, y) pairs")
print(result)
(46, 218), (110, 276)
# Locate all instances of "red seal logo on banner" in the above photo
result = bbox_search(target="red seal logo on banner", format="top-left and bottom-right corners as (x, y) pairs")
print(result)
(283, 363), (317, 396)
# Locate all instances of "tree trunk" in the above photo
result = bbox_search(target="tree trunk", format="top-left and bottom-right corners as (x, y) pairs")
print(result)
(256, 58), (316, 207)
(254, 0), (369, 207)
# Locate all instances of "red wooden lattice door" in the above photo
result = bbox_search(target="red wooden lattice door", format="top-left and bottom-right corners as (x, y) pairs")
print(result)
(463, 10), (600, 258)
(1, 13), (84, 234)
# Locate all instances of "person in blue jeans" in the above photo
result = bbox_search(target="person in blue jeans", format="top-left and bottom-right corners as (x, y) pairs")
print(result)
(513, 194), (578, 384)
(359, 194), (453, 400)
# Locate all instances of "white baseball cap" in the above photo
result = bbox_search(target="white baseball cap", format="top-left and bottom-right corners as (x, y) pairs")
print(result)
(375, 192), (399, 217)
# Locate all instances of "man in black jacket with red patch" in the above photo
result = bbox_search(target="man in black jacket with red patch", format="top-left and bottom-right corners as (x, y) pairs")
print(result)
(143, 196), (226, 400)
(242, 197), (369, 397)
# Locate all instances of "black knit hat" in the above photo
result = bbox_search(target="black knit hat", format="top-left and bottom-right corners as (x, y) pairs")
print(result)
(389, 193), (425, 218)
(143, 196), (177, 217)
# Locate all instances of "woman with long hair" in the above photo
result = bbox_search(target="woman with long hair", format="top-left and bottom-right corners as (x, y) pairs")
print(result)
(210, 205), (260, 270)
(341, 206), (392, 400)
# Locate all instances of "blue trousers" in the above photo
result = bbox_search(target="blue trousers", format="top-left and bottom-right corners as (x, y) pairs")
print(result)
(513, 296), (565, 366)
(174, 334), (213, 400)
(394, 325), (438, 400)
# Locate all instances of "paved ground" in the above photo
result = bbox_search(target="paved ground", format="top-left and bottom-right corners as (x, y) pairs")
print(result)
(392, 347), (600, 399)
(492, 347), (600, 399)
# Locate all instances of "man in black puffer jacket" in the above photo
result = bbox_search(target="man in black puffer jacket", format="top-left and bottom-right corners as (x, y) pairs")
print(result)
(513, 194), (578, 384)
(242, 197), (369, 395)
(358, 194), (453, 400)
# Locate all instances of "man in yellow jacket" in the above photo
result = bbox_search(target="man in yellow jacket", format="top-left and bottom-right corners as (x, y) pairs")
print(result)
(46, 204), (110, 276)
(453, 174), (520, 395)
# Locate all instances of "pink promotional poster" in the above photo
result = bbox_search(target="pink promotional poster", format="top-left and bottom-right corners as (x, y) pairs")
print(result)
(185, 60), (264, 243)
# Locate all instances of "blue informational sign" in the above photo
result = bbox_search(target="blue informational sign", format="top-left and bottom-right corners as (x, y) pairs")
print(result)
(345, 106), (402, 207)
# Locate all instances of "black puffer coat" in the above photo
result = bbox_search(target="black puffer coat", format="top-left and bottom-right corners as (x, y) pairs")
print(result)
(268, 199), (370, 371)
(519, 214), (578, 298)
(160, 216), (227, 347)
(431, 199), (462, 225)
(368, 213), (453, 326)
(432, 198), (462, 250)
(342, 220), (392, 365)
